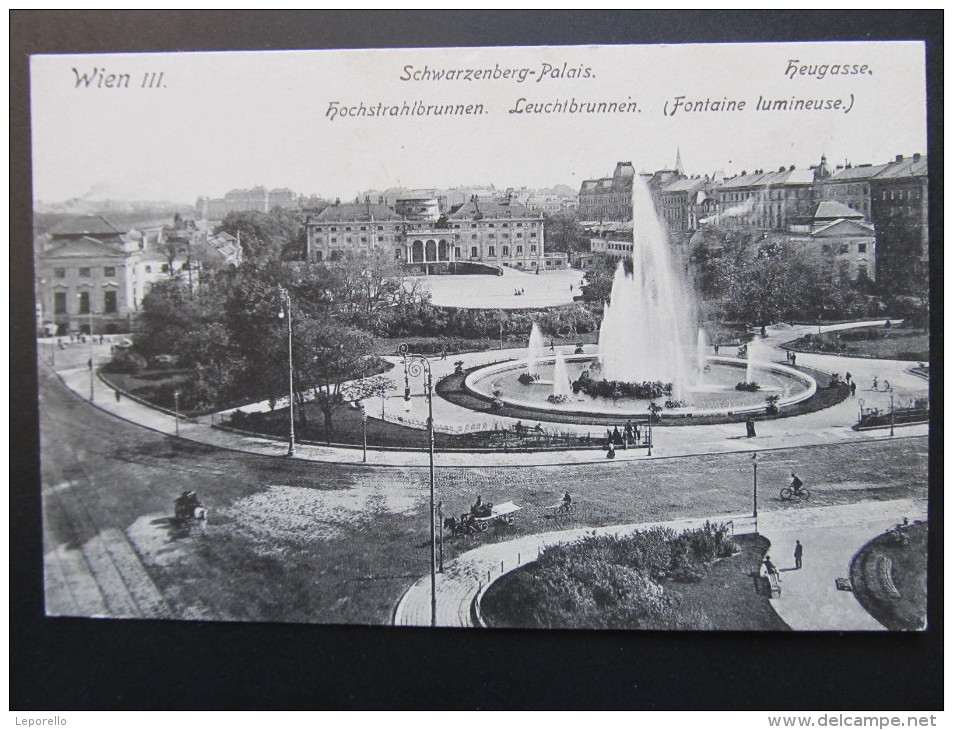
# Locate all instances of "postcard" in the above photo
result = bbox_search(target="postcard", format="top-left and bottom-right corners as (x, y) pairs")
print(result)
(30, 40), (929, 633)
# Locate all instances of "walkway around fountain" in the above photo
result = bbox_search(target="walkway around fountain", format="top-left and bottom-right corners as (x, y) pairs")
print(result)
(51, 319), (927, 468)
(392, 498), (927, 630)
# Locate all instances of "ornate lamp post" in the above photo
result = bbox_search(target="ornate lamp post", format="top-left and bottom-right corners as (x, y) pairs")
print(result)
(398, 343), (437, 627)
(277, 287), (295, 457)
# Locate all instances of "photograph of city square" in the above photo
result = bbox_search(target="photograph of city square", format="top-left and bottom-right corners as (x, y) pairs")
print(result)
(29, 40), (930, 634)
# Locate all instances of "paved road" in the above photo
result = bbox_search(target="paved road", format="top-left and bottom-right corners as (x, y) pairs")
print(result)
(36, 325), (930, 626)
(394, 499), (927, 629)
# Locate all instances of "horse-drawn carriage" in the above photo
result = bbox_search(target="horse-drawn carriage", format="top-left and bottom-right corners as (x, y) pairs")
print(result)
(174, 490), (208, 530)
(444, 501), (522, 536)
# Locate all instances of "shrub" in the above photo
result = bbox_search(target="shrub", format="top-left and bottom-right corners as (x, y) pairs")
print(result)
(547, 394), (569, 404)
(735, 381), (760, 392)
(574, 377), (673, 400)
(664, 399), (686, 409)
(518, 372), (540, 385)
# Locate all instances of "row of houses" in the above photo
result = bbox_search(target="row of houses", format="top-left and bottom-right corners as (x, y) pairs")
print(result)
(34, 215), (241, 336)
(580, 154), (928, 290)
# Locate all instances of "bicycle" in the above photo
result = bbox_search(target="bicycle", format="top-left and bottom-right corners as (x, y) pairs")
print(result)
(779, 486), (811, 502)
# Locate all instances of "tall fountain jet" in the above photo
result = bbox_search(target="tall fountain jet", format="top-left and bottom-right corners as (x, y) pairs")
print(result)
(598, 174), (695, 389)
(552, 350), (571, 399)
(525, 322), (545, 374)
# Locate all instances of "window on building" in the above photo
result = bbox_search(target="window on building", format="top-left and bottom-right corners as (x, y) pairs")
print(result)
(103, 290), (117, 313)
(361, 237), (368, 243)
(502, 246), (509, 256)
(145, 265), (152, 273)
(395, 248), (402, 260)
(79, 267), (91, 277)
(330, 251), (342, 261)
(314, 251), (323, 262)
(103, 266), (116, 277)
(161, 264), (169, 273)
(530, 232), (537, 238)
(330, 237), (337, 243)
(471, 234), (477, 240)
(360, 226), (367, 231)
(488, 246), (496, 257)
(378, 226), (384, 231)
(857, 243), (867, 253)
(331, 227), (337, 231)
(839, 244), (849, 254)
(78, 291), (90, 314)
(488, 234), (495, 239)
(53, 267), (66, 278)
(516, 245), (523, 254)
(471, 246), (478, 258)
(454, 247), (461, 258)
(54, 292), (67, 314)
(346, 226), (352, 231)
(516, 233), (523, 238)
(488, 223), (495, 228)
(530, 245), (537, 253)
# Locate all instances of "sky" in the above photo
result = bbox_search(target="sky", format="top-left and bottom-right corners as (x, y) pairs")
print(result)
(30, 42), (927, 205)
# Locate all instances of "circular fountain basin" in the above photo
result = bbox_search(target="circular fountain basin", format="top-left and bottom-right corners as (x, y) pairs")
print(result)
(463, 354), (816, 420)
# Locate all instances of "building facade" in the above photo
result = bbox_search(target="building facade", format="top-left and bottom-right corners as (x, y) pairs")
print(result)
(305, 195), (552, 271)
(578, 162), (636, 222)
(196, 186), (301, 220)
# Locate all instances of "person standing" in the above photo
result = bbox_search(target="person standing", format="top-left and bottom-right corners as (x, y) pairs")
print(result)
(872, 376), (879, 391)
(845, 371), (852, 385)
(850, 381), (857, 397)
(790, 352), (797, 366)
(794, 540), (803, 569)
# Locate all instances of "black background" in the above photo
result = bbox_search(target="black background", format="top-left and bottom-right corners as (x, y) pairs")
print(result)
(10, 10), (943, 711)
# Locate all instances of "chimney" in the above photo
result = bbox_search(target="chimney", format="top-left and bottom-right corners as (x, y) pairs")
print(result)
(335, 197), (341, 205)
(895, 154), (904, 162)
(913, 153), (921, 161)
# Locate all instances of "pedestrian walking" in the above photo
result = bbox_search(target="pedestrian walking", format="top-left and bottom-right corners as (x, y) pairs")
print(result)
(794, 540), (803, 569)
(714, 344), (720, 355)
(115, 389), (122, 403)
(845, 371), (852, 385)
(745, 418), (757, 438)
(872, 376), (879, 391)
(883, 379), (891, 392)
(850, 381), (857, 397)
(790, 352), (797, 366)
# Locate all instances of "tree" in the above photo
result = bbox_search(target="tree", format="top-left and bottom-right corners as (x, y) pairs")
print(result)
(294, 318), (375, 436)
(218, 207), (303, 263)
(543, 210), (589, 254)
(580, 253), (617, 303)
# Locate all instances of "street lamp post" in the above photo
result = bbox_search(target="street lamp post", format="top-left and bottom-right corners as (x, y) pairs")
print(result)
(499, 323), (504, 351)
(360, 402), (368, 463)
(398, 343), (437, 627)
(890, 393), (895, 437)
(79, 292), (94, 402)
(173, 390), (180, 438)
(437, 500), (444, 573)
(378, 384), (387, 446)
(751, 452), (759, 531)
(278, 288), (295, 457)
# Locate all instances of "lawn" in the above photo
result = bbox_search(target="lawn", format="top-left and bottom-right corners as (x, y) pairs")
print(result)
(481, 532), (789, 631)
(849, 520), (927, 630)
(785, 324), (929, 361)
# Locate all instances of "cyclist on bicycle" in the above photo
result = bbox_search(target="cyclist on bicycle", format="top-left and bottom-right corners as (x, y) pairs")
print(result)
(790, 473), (805, 496)
(562, 491), (572, 508)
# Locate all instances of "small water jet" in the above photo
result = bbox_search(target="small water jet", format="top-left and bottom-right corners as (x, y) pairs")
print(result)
(525, 322), (545, 374)
(552, 350), (571, 399)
